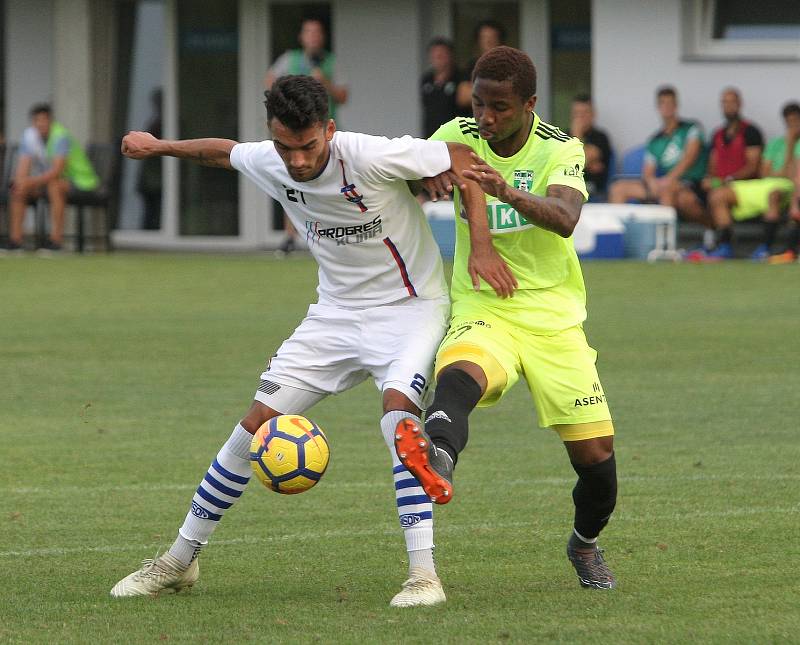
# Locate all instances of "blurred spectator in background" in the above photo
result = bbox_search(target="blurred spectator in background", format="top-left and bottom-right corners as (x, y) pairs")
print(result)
(456, 20), (506, 109)
(705, 88), (763, 188)
(569, 93), (612, 201)
(609, 86), (708, 226)
(265, 18), (347, 119)
(137, 87), (163, 230)
(6, 103), (98, 251)
(690, 88), (765, 259)
(700, 102), (799, 261)
(421, 37), (470, 139)
(769, 160), (800, 263)
(265, 17), (348, 255)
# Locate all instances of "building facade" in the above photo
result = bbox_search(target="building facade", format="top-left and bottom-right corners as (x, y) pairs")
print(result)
(3, 0), (798, 249)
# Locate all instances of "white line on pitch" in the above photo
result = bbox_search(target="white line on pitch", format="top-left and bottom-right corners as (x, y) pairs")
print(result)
(5, 472), (799, 495)
(0, 505), (797, 559)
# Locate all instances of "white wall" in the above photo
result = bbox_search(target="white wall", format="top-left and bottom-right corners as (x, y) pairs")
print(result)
(593, 0), (800, 156)
(333, 0), (423, 137)
(53, 0), (91, 145)
(5, 0), (53, 142)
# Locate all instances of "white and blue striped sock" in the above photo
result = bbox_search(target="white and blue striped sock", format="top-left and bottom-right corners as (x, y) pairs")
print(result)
(168, 423), (252, 566)
(381, 411), (436, 575)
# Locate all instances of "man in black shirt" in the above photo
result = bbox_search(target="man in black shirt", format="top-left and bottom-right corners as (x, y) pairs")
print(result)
(421, 38), (470, 138)
(569, 94), (612, 200)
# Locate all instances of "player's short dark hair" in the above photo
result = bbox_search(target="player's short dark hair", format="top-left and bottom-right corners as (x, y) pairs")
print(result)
(264, 75), (329, 130)
(29, 103), (52, 118)
(782, 102), (800, 119)
(474, 19), (506, 43)
(472, 46), (536, 99)
(573, 93), (592, 105)
(656, 86), (677, 100)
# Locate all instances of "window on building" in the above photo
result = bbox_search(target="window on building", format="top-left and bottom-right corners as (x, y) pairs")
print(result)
(0, 0), (5, 144)
(684, 0), (800, 61)
(713, 0), (800, 40)
(177, 0), (239, 236)
(452, 2), (519, 75)
(115, 0), (166, 231)
(549, 0), (591, 130)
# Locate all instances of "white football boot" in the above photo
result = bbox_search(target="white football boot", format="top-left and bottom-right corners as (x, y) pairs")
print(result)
(389, 567), (446, 607)
(110, 553), (199, 598)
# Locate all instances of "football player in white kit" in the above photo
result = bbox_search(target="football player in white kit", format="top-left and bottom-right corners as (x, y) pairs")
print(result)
(111, 75), (515, 606)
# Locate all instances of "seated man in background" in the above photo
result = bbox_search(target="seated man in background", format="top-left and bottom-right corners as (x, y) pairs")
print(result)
(6, 103), (99, 251)
(700, 102), (799, 261)
(609, 86), (708, 225)
(769, 134), (800, 264)
(689, 87), (764, 260)
(569, 93), (612, 201)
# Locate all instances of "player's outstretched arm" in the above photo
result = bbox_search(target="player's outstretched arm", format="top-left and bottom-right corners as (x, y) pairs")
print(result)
(463, 152), (582, 238)
(121, 131), (237, 169)
(446, 143), (518, 299)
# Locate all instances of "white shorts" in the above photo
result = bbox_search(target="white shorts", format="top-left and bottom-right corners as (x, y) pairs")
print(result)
(254, 296), (449, 413)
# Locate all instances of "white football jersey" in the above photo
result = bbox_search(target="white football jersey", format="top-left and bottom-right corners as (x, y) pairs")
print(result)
(230, 132), (451, 307)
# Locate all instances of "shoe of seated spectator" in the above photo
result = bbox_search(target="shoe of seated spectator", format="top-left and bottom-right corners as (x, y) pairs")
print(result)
(703, 243), (733, 261)
(38, 239), (63, 253)
(683, 247), (709, 263)
(1, 240), (24, 254)
(767, 249), (798, 265)
(749, 244), (770, 261)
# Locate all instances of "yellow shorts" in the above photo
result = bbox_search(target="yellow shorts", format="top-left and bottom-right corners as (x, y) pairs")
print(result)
(435, 314), (614, 441)
(731, 177), (795, 221)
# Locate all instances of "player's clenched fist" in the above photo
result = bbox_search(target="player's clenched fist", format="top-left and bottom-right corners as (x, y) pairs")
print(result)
(121, 131), (160, 159)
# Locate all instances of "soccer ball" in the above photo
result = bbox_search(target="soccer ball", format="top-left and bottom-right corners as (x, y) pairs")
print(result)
(249, 415), (330, 494)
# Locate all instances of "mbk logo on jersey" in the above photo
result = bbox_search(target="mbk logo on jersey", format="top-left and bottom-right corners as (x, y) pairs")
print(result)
(305, 215), (383, 246)
(399, 513), (422, 527)
(513, 169), (534, 192)
(191, 502), (210, 519)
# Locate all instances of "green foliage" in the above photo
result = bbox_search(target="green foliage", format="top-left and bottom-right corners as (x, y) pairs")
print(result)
(1, 255), (798, 644)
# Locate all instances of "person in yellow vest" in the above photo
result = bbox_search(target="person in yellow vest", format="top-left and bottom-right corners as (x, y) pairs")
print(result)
(7, 103), (99, 251)
(393, 47), (619, 592)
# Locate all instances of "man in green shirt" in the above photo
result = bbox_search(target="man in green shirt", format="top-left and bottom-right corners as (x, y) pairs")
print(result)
(703, 102), (800, 260)
(609, 86), (709, 226)
(7, 103), (99, 251)
(394, 46), (618, 591)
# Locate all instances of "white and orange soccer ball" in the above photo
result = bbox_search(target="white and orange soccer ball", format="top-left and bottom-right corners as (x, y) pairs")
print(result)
(249, 415), (330, 494)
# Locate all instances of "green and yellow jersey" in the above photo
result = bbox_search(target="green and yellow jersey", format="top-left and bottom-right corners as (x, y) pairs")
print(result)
(430, 114), (589, 334)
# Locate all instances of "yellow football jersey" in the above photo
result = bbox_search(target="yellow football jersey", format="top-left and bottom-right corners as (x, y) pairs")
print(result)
(430, 114), (589, 333)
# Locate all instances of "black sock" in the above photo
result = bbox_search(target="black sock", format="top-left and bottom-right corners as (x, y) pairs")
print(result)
(571, 453), (617, 540)
(763, 221), (778, 249)
(716, 227), (733, 246)
(425, 368), (483, 466)
(787, 223), (800, 253)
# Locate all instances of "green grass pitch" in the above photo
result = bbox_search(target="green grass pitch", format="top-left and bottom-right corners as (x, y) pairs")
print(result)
(1, 253), (798, 644)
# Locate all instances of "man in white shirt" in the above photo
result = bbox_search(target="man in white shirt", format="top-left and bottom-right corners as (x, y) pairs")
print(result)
(110, 75), (515, 606)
